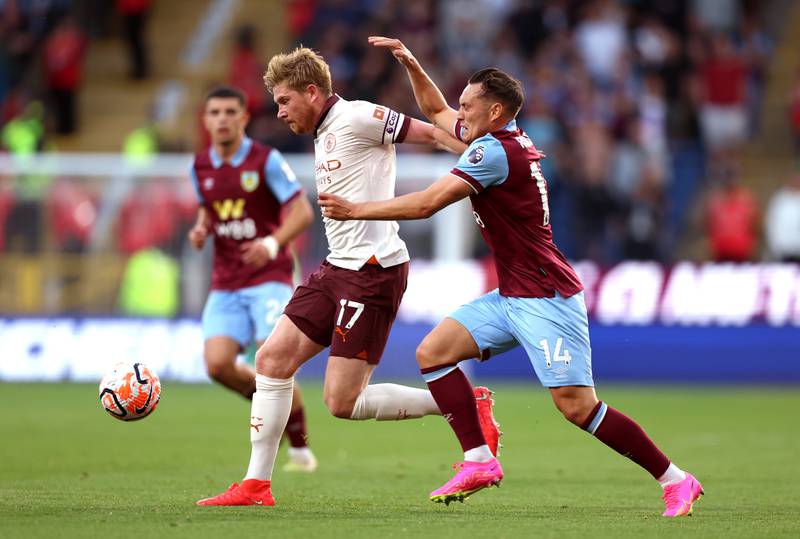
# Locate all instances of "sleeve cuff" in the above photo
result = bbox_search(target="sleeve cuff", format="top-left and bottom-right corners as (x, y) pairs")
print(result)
(453, 119), (464, 142)
(280, 187), (304, 207)
(450, 168), (482, 194)
(395, 115), (411, 143)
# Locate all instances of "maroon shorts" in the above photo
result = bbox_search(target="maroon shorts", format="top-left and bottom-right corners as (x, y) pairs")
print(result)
(284, 260), (409, 364)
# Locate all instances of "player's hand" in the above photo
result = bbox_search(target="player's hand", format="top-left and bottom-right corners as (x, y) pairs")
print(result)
(188, 225), (208, 250)
(318, 192), (358, 221)
(240, 240), (272, 267)
(368, 36), (417, 68)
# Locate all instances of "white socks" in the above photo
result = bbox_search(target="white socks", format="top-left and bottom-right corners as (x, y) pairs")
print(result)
(657, 462), (687, 488)
(464, 445), (494, 463)
(244, 374), (294, 481)
(349, 383), (440, 421)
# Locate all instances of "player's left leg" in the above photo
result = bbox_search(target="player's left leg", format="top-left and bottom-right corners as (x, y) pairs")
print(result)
(513, 291), (703, 517)
(550, 385), (703, 517)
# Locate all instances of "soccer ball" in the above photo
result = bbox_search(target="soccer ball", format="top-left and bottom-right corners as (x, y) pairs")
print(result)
(99, 362), (161, 421)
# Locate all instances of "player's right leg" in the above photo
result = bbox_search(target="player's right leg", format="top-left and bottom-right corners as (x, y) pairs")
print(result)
(417, 295), (516, 503)
(201, 290), (257, 398)
(196, 315), (324, 507)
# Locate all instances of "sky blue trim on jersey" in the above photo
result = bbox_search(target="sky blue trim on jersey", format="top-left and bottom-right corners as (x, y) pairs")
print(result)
(189, 167), (203, 204)
(264, 149), (302, 204)
(209, 136), (253, 169)
(453, 135), (509, 189)
(421, 364), (459, 383)
(585, 401), (608, 434)
(500, 119), (517, 132)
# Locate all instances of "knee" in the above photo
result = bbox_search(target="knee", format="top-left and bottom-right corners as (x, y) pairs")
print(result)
(324, 393), (356, 419)
(254, 343), (294, 379)
(204, 354), (230, 382)
(415, 337), (444, 368)
(555, 398), (596, 426)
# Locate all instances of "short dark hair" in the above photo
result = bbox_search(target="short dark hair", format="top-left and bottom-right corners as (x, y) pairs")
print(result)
(205, 85), (247, 108)
(468, 68), (524, 118)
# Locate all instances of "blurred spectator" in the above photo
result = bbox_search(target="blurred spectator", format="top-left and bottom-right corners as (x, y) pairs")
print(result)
(705, 165), (759, 262)
(790, 68), (800, 157)
(229, 25), (266, 118)
(117, 179), (183, 255)
(41, 16), (87, 134)
(574, 0), (627, 88)
(698, 32), (748, 155)
(0, 175), (14, 252)
(118, 247), (179, 316)
(116, 0), (151, 79)
(765, 170), (800, 263)
(1, 100), (44, 156)
(286, 0), (316, 38)
(123, 121), (158, 164)
(623, 165), (665, 260)
(47, 177), (98, 252)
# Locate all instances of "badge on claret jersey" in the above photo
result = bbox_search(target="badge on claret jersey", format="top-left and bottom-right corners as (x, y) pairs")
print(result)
(240, 171), (259, 192)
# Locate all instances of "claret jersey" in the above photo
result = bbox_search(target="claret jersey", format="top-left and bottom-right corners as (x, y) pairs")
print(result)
(450, 119), (583, 299)
(191, 137), (303, 290)
(313, 95), (411, 270)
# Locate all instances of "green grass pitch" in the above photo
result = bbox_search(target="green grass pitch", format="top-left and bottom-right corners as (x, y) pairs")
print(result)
(1, 382), (799, 538)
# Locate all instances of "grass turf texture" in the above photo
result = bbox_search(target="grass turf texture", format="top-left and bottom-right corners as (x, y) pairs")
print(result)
(1, 383), (799, 538)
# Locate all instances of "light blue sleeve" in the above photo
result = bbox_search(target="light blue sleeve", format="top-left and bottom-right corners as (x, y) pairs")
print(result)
(264, 149), (303, 204)
(189, 167), (204, 204)
(452, 136), (509, 189)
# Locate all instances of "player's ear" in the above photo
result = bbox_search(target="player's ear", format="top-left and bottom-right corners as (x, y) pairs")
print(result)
(489, 102), (503, 122)
(305, 83), (318, 101)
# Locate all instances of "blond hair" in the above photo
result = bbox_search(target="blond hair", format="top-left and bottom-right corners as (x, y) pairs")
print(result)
(264, 46), (333, 96)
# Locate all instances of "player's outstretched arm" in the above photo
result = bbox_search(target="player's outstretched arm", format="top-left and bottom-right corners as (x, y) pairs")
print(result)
(318, 174), (472, 221)
(402, 118), (467, 154)
(240, 194), (314, 266)
(369, 36), (457, 133)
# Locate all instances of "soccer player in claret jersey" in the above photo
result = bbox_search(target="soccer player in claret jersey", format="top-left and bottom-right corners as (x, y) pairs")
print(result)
(196, 48), (500, 507)
(189, 86), (318, 472)
(318, 37), (704, 517)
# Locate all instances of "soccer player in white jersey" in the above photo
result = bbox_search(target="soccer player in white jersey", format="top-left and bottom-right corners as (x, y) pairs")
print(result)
(196, 46), (500, 507)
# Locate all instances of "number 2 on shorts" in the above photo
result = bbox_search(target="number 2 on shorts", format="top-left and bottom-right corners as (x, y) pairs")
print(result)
(337, 299), (365, 329)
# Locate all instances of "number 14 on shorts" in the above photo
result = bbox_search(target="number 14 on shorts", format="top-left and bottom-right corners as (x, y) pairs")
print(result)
(539, 337), (571, 368)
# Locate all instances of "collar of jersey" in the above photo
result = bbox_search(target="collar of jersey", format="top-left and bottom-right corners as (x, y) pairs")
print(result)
(314, 94), (341, 137)
(494, 119), (517, 134)
(209, 136), (253, 169)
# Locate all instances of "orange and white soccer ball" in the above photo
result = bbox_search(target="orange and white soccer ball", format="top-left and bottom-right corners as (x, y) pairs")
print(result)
(99, 362), (161, 421)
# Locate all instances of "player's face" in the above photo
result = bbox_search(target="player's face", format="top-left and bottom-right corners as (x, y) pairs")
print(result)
(204, 97), (249, 145)
(456, 83), (497, 144)
(273, 83), (317, 134)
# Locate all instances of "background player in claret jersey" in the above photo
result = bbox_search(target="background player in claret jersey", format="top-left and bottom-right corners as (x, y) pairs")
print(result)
(318, 37), (704, 517)
(189, 86), (318, 472)
(196, 47), (502, 508)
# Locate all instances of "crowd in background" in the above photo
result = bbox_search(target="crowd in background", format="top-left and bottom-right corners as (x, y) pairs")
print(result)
(2, 0), (800, 283)
(236, 0), (786, 264)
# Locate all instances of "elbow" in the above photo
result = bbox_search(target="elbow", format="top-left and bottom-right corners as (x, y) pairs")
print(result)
(417, 203), (438, 220)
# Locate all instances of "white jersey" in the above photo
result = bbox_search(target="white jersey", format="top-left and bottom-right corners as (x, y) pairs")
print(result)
(314, 95), (411, 270)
